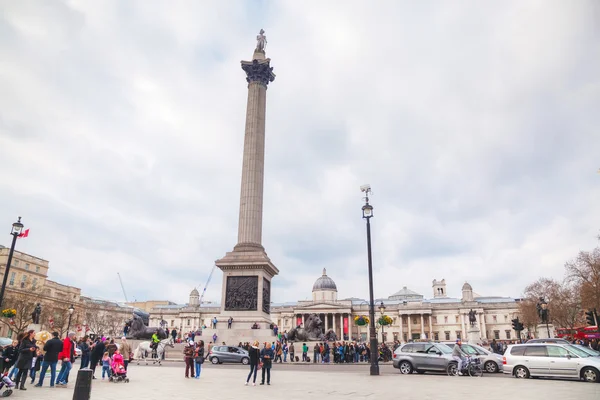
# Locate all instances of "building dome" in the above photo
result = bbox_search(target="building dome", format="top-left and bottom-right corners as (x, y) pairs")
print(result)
(462, 282), (473, 291)
(190, 288), (199, 296)
(312, 269), (337, 291)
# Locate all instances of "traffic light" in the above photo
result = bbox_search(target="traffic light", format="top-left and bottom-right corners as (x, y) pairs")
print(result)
(511, 318), (519, 331)
(586, 310), (597, 326)
(517, 321), (524, 331)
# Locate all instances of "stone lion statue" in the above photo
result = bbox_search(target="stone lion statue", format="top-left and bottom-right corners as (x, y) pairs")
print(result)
(126, 314), (167, 340)
(287, 313), (337, 342)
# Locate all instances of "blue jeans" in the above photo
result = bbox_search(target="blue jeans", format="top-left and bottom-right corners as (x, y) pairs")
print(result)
(80, 354), (90, 369)
(283, 351), (287, 362)
(8, 366), (18, 380)
(37, 361), (57, 387)
(56, 361), (72, 384)
(194, 362), (201, 378)
(102, 366), (110, 378)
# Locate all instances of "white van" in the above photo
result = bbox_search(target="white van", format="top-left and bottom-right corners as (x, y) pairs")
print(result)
(503, 343), (600, 383)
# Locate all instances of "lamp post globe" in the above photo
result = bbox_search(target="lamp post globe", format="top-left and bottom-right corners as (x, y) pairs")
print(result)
(0, 217), (25, 308)
(66, 304), (75, 336)
(361, 185), (379, 376)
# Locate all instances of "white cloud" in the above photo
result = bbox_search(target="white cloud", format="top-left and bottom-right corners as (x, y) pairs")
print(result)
(1, 1), (598, 306)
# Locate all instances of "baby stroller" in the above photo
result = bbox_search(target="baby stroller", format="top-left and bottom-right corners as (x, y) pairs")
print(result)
(109, 353), (130, 383)
(0, 373), (15, 397)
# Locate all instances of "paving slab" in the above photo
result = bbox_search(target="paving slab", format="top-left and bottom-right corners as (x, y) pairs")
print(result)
(14, 364), (600, 400)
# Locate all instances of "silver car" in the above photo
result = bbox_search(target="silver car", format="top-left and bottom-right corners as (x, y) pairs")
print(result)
(503, 343), (600, 382)
(444, 342), (503, 373)
(208, 346), (249, 365)
(393, 342), (454, 374)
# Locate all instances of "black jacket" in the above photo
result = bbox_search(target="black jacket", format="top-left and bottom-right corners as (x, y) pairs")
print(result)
(79, 341), (91, 356)
(43, 337), (63, 363)
(2, 345), (18, 364)
(15, 338), (37, 369)
(91, 341), (105, 359)
(248, 346), (260, 365)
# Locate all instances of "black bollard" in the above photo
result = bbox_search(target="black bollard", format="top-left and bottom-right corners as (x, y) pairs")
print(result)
(72, 368), (92, 400)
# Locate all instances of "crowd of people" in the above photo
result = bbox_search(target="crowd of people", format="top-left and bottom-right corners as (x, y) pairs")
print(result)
(0, 330), (134, 390)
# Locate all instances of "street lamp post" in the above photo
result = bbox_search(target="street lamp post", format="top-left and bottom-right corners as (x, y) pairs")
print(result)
(66, 304), (75, 336)
(361, 184), (379, 376)
(0, 217), (24, 308)
(379, 301), (386, 344)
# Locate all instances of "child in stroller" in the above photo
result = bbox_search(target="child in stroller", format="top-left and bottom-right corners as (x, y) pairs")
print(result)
(0, 372), (16, 397)
(109, 350), (129, 383)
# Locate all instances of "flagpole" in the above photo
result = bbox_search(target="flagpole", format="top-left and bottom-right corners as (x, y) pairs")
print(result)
(0, 217), (25, 309)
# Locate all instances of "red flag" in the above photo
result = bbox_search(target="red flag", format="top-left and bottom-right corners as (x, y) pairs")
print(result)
(18, 229), (29, 238)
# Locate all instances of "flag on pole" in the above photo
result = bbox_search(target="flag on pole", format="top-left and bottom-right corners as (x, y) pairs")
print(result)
(18, 229), (29, 238)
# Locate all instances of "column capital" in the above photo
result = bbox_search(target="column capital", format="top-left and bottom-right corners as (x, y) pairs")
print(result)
(241, 59), (276, 87)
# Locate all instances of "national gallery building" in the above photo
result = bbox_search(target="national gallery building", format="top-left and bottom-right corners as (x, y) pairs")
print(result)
(148, 270), (521, 344)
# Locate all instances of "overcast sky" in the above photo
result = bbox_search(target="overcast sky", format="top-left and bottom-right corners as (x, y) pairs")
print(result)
(1, 1), (599, 306)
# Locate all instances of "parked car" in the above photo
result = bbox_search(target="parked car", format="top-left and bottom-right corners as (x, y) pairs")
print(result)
(443, 342), (503, 373)
(503, 343), (600, 382)
(75, 346), (82, 359)
(208, 346), (249, 365)
(392, 342), (454, 374)
(0, 338), (13, 347)
(526, 338), (570, 344)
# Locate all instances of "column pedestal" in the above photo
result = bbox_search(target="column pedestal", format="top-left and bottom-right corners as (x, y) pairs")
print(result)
(536, 324), (554, 339)
(467, 326), (482, 344)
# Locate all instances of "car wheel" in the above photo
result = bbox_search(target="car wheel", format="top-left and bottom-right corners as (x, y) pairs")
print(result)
(581, 367), (600, 383)
(446, 362), (458, 377)
(241, 357), (249, 365)
(211, 357), (219, 365)
(513, 365), (530, 379)
(399, 361), (413, 374)
(484, 361), (498, 373)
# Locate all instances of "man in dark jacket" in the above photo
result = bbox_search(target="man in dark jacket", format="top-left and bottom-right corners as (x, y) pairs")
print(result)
(89, 338), (105, 379)
(34, 332), (63, 387)
(260, 342), (274, 385)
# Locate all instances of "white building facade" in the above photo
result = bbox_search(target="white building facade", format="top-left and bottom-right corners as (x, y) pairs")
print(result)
(150, 271), (521, 344)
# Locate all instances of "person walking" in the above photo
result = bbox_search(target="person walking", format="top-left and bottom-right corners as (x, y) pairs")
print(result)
(35, 331), (63, 387)
(228, 317), (233, 329)
(302, 343), (308, 362)
(89, 338), (105, 379)
(184, 341), (195, 378)
(120, 337), (132, 371)
(282, 342), (288, 363)
(289, 342), (295, 362)
(29, 349), (42, 384)
(260, 342), (274, 385)
(194, 341), (204, 379)
(14, 329), (37, 391)
(56, 332), (76, 386)
(79, 336), (91, 369)
(245, 341), (260, 386)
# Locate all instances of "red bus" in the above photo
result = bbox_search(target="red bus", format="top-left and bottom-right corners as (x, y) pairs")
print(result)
(556, 326), (600, 340)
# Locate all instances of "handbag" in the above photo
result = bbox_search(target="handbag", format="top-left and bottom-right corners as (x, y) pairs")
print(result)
(257, 362), (263, 370)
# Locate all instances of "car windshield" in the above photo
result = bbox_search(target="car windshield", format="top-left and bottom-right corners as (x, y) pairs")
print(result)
(565, 345), (592, 358)
(471, 345), (490, 355)
(435, 343), (453, 354)
(573, 345), (600, 356)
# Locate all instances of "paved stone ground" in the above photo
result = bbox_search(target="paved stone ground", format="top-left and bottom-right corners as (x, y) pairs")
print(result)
(12, 364), (599, 400)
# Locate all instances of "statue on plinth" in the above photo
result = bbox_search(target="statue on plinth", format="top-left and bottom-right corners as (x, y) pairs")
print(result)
(468, 309), (477, 327)
(256, 29), (267, 52)
(31, 303), (42, 325)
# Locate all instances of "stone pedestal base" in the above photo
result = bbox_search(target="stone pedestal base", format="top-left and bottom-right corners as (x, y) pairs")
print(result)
(27, 323), (42, 332)
(215, 248), (279, 323)
(467, 327), (482, 344)
(536, 324), (554, 339)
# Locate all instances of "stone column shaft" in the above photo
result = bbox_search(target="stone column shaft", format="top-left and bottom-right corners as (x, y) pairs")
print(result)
(399, 314), (403, 341)
(420, 314), (425, 336)
(237, 81), (267, 248)
(407, 314), (412, 340)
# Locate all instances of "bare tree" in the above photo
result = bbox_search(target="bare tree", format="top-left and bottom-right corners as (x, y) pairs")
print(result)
(0, 286), (45, 337)
(565, 246), (600, 311)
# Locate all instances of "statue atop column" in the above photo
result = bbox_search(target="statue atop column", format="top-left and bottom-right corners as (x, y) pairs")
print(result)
(468, 309), (477, 326)
(256, 29), (267, 52)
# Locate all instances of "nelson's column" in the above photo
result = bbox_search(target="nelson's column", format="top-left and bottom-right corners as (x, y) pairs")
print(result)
(215, 30), (279, 333)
